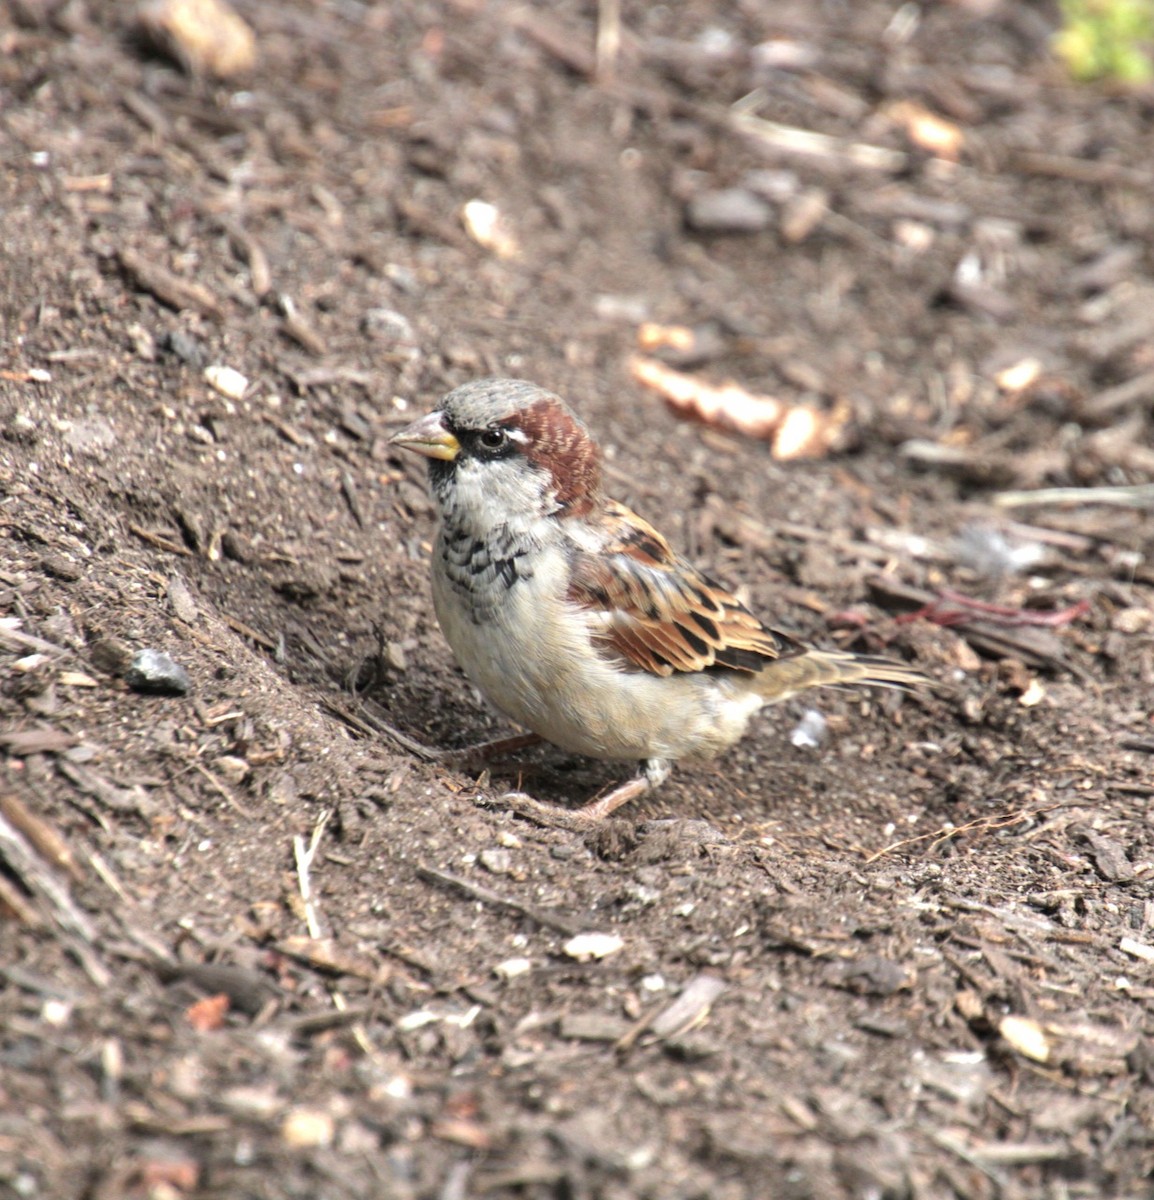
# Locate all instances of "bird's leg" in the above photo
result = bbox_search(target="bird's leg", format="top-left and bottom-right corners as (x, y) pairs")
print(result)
(576, 757), (671, 820)
(439, 731), (544, 767)
(498, 758), (672, 830)
(357, 706), (541, 765)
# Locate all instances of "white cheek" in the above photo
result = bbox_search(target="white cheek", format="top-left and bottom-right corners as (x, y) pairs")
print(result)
(442, 458), (555, 537)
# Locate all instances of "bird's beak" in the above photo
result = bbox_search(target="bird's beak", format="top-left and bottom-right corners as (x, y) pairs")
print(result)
(389, 410), (460, 461)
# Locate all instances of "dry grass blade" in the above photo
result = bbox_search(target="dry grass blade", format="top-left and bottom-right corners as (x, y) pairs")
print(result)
(863, 805), (1058, 863)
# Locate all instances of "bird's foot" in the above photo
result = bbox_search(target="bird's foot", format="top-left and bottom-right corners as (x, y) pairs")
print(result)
(360, 708), (541, 766)
(491, 759), (672, 830)
(493, 792), (601, 832)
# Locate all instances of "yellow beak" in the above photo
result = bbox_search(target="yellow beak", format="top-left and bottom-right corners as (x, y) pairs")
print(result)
(389, 410), (460, 461)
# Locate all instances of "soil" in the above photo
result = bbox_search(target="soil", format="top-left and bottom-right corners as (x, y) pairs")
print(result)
(2, 2), (1154, 1197)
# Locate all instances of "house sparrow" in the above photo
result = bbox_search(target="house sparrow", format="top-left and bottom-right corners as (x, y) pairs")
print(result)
(390, 378), (929, 821)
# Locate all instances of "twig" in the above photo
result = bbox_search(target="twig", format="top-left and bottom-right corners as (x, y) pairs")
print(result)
(416, 865), (584, 936)
(342, 697), (542, 765)
(1081, 370), (1154, 420)
(128, 523), (194, 557)
(117, 248), (223, 318)
(277, 294), (327, 356)
(222, 614), (278, 651)
(0, 619), (70, 657)
(218, 216), (272, 298)
(0, 794), (82, 881)
(292, 812), (379, 1056)
(193, 761), (254, 819)
(0, 810), (110, 986)
(730, 107), (907, 172)
(596, 0), (621, 81)
(507, 9), (597, 76)
(293, 810), (332, 940)
(1011, 150), (1154, 188)
(993, 483), (1154, 510)
(896, 590), (1089, 630)
(341, 471), (367, 529)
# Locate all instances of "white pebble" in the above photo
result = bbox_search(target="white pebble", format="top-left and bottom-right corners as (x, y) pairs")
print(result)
(790, 708), (828, 749)
(563, 932), (624, 961)
(204, 364), (249, 400)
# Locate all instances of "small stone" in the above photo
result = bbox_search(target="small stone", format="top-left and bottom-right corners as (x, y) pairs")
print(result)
(383, 641), (407, 673)
(125, 649), (191, 696)
(39, 553), (83, 582)
(221, 1084), (282, 1119)
(204, 363), (248, 400)
(461, 199), (519, 258)
(361, 308), (417, 347)
(685, 188), (773, 233)
(215, 755), (250, 784)
(780, 187), (828, 243)
(281, 1107), (334, 1148)
(63, 416), (117, 457)
(478, 847), (513, 876)
(494, 957), (531, 981)
(559, 1011), (632, 1042)
(563, 932), (624, 961)
(742, 168), (801, 201)
(160, 328), (209, 368)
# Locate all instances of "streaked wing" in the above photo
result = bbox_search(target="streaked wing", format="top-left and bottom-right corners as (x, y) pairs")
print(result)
(567, 500), (801, 677)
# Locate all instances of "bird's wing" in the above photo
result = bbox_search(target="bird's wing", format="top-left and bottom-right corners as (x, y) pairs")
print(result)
(566, 499), (802, 677)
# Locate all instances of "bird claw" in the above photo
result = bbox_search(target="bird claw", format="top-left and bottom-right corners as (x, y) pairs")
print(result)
(489, 792), (601, 832)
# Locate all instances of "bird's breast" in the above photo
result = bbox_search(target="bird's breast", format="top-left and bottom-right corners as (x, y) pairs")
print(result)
(430, 531), (765, 763)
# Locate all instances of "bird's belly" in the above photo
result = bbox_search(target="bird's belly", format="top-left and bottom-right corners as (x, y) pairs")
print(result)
(432, 560), (763, 763)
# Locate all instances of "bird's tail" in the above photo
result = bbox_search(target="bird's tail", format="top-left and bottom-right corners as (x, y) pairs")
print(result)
(753, 649), (930, 704)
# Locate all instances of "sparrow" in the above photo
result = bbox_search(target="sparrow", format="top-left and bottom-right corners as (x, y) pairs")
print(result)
(390, 378), (929, 821)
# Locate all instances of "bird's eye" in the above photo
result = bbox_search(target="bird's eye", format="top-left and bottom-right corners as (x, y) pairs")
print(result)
(479, 427), (507, 451)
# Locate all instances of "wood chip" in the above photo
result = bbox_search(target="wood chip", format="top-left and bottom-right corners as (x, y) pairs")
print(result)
(1119, 937), (1154, 963)
(649, 973), (727, 1039)
(998, 1014), (1051, 1063)
(277, 935), (389, 983)
(884, 99), (965, 161)
(0, 728), (77, 756)
(117, 248), (223, 318)
(281, 1108), (334, 1148)
(137, 0), (257, 78)
(0, 794), (83, 882)
(278, 296), (327, 356)
(630, 356), (851, 459)
(58, 671), (99, 688)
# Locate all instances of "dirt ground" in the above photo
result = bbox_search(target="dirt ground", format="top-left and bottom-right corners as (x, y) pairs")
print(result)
(2, 1), (1154, 1196)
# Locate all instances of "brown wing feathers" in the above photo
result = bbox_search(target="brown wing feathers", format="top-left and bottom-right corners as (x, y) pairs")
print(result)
(567, 501), (795, 677)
